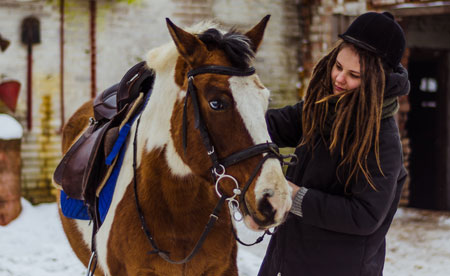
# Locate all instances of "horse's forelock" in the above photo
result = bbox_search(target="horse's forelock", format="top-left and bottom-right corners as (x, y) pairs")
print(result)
(198, 28), (254, 69)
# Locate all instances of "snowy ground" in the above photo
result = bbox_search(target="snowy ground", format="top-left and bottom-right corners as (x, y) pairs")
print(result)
(1, 199), (450, 276)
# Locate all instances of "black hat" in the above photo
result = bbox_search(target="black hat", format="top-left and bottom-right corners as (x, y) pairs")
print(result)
(339, 12), (406, 68)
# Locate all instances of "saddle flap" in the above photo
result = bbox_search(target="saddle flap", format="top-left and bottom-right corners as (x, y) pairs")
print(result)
(54, 121), (112, 200)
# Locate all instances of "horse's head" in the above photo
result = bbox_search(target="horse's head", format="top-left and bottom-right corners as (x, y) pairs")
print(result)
(165, 16), (292, 230)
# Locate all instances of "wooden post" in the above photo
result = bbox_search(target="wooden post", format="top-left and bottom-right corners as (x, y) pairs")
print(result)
(0, 118), (22, 226)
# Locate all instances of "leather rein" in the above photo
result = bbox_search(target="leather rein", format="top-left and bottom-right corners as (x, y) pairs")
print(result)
(132, 65), (296, 264)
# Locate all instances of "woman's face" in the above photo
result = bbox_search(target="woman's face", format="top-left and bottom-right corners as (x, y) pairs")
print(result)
(331, 46), (361, 94)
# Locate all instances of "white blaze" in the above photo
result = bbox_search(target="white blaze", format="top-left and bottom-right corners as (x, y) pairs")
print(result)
(228, 75), (292, 223)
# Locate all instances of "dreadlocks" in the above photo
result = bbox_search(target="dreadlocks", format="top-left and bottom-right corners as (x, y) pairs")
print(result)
(301, 41), (386, 192)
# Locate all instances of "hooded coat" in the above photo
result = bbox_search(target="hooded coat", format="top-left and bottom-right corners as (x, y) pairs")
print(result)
(258, 65), (410, 276)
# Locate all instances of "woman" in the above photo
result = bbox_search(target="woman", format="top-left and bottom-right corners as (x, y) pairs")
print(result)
(258, 12), (410, 276)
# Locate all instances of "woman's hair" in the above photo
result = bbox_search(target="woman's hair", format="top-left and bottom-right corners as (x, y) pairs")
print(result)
(301, 41), (386, 191)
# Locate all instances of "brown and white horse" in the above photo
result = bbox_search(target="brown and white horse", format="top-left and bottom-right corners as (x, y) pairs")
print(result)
(57, 16), (292, 276)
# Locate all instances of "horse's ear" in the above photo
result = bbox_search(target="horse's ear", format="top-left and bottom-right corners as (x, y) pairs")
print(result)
(245, 15), (270, 53)
(166, 18), (207, 67)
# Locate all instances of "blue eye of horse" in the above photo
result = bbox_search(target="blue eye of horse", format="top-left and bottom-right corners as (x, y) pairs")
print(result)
(209, 100), (224, 110)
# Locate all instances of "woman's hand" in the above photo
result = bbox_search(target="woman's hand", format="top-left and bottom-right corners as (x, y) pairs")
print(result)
(288, 180), (300, 200)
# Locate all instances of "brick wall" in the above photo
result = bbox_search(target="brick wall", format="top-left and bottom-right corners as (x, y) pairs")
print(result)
(1, 0), (302, 203)
(0, 0), (181, 203)
(1, 0), (414, 205)
(170, 0), (302, 107)
(1, 1), (61, 203)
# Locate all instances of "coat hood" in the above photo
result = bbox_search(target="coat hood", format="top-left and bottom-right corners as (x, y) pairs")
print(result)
(384, 64), (410, 99)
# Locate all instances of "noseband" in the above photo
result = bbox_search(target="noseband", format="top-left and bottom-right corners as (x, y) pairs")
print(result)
(132, 65), (296, 264)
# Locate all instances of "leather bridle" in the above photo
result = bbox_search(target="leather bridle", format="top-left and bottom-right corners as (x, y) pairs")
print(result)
(132, 65), (296, 264)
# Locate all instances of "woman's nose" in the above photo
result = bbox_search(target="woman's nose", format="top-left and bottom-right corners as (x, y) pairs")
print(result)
(336, 72), (345, 85)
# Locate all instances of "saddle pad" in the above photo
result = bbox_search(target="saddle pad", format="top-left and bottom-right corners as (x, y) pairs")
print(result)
(60, 135), (127, 221)
(60, 90), (152, 222)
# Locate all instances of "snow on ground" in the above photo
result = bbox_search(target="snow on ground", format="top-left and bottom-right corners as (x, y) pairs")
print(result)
(0, 114), (23, 139)
(384, 208), (450, 276)
(1, 199), (450, 276)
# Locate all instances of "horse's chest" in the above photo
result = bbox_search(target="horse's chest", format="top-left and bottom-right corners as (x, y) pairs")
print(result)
(105, 185), (235, 275)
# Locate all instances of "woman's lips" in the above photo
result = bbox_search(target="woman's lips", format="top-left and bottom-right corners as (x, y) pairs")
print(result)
(334, 85), (345, 93)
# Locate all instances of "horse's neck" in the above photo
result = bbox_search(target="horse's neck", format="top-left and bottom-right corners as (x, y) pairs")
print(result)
(135, 52), (217, 217)
(137, 147), (215, 217)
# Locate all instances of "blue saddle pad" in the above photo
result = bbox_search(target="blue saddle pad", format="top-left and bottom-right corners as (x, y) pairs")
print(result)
(60, 142), (127, 222)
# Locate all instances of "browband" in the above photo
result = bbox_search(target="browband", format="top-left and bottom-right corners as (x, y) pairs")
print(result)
(187, 65), (255, 78)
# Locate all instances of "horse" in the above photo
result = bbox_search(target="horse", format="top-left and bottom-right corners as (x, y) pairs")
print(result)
(57, 15), (292, 276)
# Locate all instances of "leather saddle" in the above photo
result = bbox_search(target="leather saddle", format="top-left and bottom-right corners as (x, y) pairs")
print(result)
(54, 61), (154, 206)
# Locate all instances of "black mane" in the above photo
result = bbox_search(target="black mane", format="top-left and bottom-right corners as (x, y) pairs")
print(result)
(198, 28), (254, 69)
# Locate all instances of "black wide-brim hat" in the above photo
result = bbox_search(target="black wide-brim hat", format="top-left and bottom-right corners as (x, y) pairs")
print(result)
(339, 12), (406, 68)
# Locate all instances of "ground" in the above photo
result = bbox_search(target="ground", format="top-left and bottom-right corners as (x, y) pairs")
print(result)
(1, 199), (450, 276)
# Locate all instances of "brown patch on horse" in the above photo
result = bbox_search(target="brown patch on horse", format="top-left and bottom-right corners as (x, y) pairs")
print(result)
(106, 147), (238, 275)
(174, 58), (189, 87)
(61, 100), (94, 153)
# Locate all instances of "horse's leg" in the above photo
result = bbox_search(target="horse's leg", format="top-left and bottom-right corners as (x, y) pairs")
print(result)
(199, 243), (238, 276)
(56, 193), (105, 275)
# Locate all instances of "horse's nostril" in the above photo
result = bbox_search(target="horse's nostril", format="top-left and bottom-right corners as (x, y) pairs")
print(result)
(258, 196), (276, 222)
(262, 188), (274, 198)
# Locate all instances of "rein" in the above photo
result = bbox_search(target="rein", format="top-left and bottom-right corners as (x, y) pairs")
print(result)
(132, 65), (296, 264)
(133, 112), (228, 264)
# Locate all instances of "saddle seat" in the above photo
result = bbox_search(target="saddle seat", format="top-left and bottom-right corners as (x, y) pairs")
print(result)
(53, 62), (154, 209)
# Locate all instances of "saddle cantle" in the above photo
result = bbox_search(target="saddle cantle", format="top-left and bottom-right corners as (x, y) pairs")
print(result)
(53, 62), (155, 205)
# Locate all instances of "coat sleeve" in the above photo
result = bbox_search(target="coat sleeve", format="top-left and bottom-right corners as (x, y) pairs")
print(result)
(265, 101), (303, 148)
(300, 129), (404, 236)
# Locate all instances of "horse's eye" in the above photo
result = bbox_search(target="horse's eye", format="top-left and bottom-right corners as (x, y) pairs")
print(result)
(209, 100), (224, 110)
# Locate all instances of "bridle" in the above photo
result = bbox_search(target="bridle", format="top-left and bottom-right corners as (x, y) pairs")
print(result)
(132, 65), (296, 264)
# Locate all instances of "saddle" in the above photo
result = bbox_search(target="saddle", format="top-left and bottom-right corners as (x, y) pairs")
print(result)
(53, 62), (155, 207)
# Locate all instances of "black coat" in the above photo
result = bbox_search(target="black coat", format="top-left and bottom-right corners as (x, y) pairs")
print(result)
(258, 66), (409, 276)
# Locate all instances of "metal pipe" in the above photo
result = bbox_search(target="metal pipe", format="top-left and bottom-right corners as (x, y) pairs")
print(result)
(90, 0), (97, 99)
(59, 0), (65, 130)
(26, 43), (32, 130)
